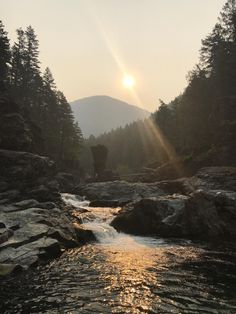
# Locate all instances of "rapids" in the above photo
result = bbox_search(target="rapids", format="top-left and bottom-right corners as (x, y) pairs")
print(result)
(0, 194), (236, 313)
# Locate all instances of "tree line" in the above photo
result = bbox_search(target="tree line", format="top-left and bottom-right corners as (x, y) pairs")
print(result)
(0, 23), (83, 170)
(82, 0), (236, 175)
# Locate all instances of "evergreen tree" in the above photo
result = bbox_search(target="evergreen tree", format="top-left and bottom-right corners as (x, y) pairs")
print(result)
(0, 21), (11, 90)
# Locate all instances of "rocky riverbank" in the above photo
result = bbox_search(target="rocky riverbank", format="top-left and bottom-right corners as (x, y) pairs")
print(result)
(77, 167), (236, 243)
(0, 149), (91, 276)
(1, 150), (235, 277)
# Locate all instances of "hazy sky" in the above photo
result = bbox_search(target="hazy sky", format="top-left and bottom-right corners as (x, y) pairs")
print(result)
(1, 0), (226, 111)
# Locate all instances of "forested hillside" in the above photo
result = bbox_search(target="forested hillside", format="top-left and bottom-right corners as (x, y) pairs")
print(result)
(153, 0), (236, 163)
(0, 23), (83, 170)
(82, 0), (236, 176)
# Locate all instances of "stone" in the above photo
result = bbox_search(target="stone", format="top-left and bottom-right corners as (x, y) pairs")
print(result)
(37, 202), (57, 210)
(74, 225), (96, 244)
(27, 185), (60, 202)
(14, 199), (39, 210)
(111, 195), (187, 236)
(76, 181), (165, 205)
(0, 228), (14, 244)
(0, 237), (60, 267)
(111, 189), (236, 242)
(0, 223), (50, 249)
(0, 263), (23, 276)
(0, 222), (6, 228)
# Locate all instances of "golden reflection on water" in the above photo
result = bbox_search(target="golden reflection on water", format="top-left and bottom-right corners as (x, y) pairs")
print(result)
(97, 244), (166, 311)
(94, 243), (205, 312)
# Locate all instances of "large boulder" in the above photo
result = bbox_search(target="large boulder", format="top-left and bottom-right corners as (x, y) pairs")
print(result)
(0, 149), (61, 203)
(186, 167), (236, 192)
(111, 189), (236, 242)
(0, 203), (80, 273)
(76, 181), (165, 206)
(111, 195), (187, 236)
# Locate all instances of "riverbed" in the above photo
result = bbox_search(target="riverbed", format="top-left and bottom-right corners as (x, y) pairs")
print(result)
(1, 194), (236, 313)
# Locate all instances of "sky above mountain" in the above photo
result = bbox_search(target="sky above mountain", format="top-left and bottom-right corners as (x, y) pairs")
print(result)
(1, 0), (225, 111)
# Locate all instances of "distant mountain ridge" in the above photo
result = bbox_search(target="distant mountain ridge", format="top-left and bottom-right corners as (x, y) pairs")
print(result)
(70, 95), (150, 137)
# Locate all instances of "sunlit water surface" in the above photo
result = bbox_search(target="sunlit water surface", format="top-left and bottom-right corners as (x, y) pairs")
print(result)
(1, 194), (236, 313)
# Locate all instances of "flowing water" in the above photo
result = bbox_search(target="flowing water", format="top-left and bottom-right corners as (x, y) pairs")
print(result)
(1, 194), (236, 313)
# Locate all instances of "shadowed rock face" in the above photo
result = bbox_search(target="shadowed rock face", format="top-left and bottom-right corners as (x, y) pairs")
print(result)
(110, 167), (236, 242)
(111, 190), (236, 241)
(0, 149), (85, 275)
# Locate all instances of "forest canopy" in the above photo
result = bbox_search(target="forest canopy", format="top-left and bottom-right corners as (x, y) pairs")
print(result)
(0, 23), (83, 171)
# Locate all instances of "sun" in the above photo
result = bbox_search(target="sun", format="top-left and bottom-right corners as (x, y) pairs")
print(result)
(123, 75), (135, 89)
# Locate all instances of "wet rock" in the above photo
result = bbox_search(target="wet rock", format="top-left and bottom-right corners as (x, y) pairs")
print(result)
(14, 199), (39, 210)
(0, 222), (6, 228)
(179, 190), (236, 240)
(111, 195), (187, 236)
(74, 225), (96, 244)
(0, 237), (60, 268)
(111, 189), (236, 242)
(0, 263), (23, 276)
(76, 181), (165, 205)
(0, 228), (14, 244)
(0, 223), (50, 249)
(37, 202), (57, 210)
(0, 148), (82, 273)
(0, 205), (79, 269)
(27, 185), (60, 202)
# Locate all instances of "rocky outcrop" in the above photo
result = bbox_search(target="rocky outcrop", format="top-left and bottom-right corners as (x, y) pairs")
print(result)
(0, 149), (59, 201)
(111, 167), (236, 242)
(111, 189), (236, 241)
(0, 205), (79, 269)
(76, 180), (165, 206)
(0, 149), (88, 276)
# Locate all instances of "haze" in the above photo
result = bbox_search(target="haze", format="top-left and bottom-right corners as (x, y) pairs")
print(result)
(1, 0), (226, 111)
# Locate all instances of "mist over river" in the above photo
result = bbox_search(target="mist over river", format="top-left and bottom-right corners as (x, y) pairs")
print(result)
(1, 195), (236, 314)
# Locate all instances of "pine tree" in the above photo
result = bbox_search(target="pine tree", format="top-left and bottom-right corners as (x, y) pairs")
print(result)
(0, 21), (11, 90)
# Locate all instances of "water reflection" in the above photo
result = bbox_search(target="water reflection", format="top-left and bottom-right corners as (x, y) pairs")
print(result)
(0, 199), (236, 313)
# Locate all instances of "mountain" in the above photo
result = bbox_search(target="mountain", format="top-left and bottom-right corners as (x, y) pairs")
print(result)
(70, 95), (150, 137)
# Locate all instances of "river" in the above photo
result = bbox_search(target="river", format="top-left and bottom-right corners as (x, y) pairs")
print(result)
(1, 194), (236, 313)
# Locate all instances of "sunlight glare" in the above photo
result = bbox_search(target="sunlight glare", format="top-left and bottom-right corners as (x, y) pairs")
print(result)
(123, 75), (135, 89)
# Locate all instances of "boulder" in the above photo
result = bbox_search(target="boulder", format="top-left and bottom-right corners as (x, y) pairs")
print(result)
(0, 204), (80, 272)
(27, 185), (60, 202)
(76, 181), (165, 206)
(186, 167), (236, 192)
(0, 149), (55, 183)
(0, 263), (23, 276)
(74, 225), (96, 244)
(111, 189), (236, 242)
(0, 237), (60, 268)
(111, 195), (187, 236)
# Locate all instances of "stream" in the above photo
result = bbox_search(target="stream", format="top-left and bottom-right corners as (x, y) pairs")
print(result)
(1, 193), (236, 313)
